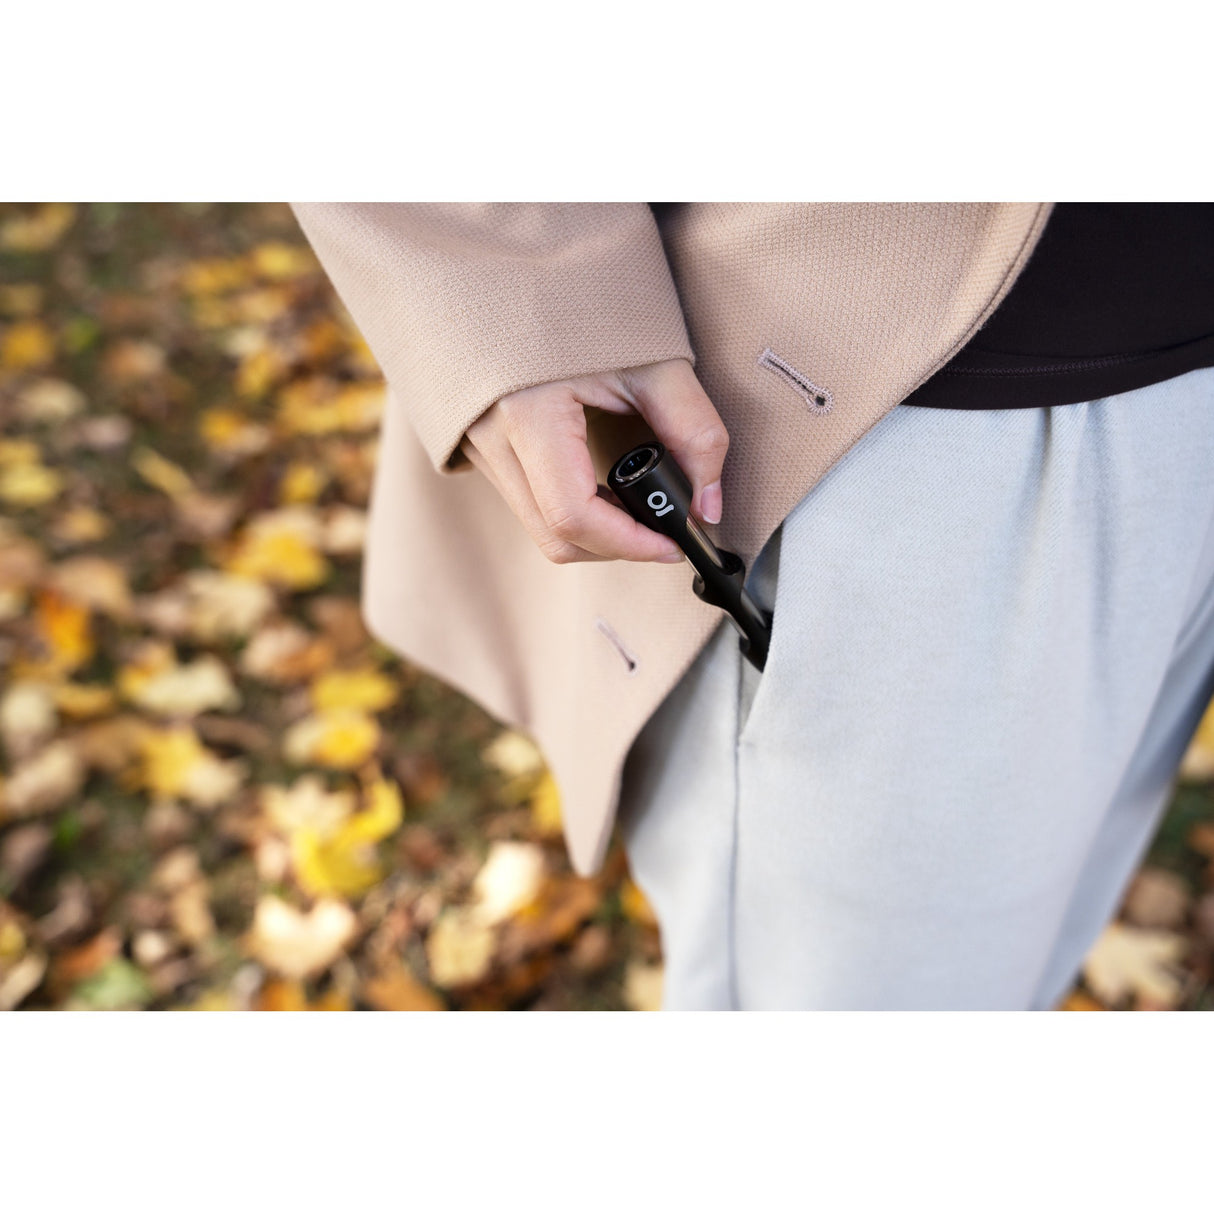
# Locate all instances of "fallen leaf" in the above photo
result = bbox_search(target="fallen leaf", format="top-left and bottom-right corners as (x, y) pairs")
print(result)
(529, 770), (563, 836)
(1082, 923), (1186, 1008)
(288, 779), (403, 898)
(246, 895), (357, 980)
(0, 203), (76, 252)
(132, 446), (194, 499)
(240, 621), (335, 683)
(426, 907), (496, 989)
(483, 729), (545, 780)
(224, 507), (330, 590)
(16, 378), (85, 423)
(1180, 698), (1214, 781)
(620, 878), (658, 929)
(49, 556), (133, 618)
(283, 709), (381, 769)
(118, 644), (240, 717)
(138, 725), (245, 808)
(471, 841), (546, 926)
(1122, 868), (1190, 930)
(310, 665), (397, 714)
(0, 681), (58, 758)
(364, 961), (445, 1011)
(623, 962), (664, 1012)
(33, 587), (94, 672)
(2, 739), (85, 817)
(1, 319), (55, 369)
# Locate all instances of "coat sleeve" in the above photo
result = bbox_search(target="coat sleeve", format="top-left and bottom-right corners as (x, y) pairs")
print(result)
(290, 203), (696, 474)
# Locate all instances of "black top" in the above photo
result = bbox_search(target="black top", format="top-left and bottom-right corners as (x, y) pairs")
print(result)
(901, 203), (1214, 410)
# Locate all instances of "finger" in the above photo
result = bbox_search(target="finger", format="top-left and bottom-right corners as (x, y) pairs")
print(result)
(505, 398), (684, 563)
(463, 428), (608, 565)
(619, 359), (729, 524)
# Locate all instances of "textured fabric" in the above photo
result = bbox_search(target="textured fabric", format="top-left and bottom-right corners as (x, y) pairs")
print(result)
(904, 204), (1214, 410)
(292, 202), (1051, 874)
(618, 367), (1214, 1009)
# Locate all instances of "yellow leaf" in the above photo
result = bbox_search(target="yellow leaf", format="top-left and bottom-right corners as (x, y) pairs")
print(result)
(34, 589), (93, 673)
(132, 446), (195, 500)
(51, 506), (111, 545)
(224, 509), (330, 590)
(249, 241), (317, 281)
(276, 379), (385, 436)
(284, 709), (381, 770)
(1180, 697), (1214, 782)
(52, 683), (117, 719)
(310, 666), (398, 714)
(199, 407), (271, 459)
(138, 724), (245, 807)
(279, 461), (328, 505)
(529, 770), (563, 837)
(0, 461), (62, 507)
(0, 203), (76, 252)
(277, 777), (402, 898)
(235, 343), (290, 399)
(620, 878), (657, 929)
(180, 256), (250, 296)
(1, 320), (55, 370)
(291, 827), (382, 898)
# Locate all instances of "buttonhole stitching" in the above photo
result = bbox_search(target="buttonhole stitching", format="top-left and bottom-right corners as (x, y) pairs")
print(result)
(595, 617), (639, 674)
(758, 347), (833, 415)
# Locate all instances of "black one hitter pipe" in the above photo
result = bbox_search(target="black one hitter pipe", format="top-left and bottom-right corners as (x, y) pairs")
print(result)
(607, 442), (773, 672)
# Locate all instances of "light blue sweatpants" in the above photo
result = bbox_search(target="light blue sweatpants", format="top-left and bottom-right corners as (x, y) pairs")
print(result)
(618, 366), (1214, 1010)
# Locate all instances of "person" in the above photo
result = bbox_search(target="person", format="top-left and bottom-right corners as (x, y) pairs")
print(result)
(292, 203), (1214, 1009)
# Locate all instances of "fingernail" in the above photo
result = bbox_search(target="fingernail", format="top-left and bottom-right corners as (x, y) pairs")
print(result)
(658, 549), (684, 563)
(701, 481), (722, 525)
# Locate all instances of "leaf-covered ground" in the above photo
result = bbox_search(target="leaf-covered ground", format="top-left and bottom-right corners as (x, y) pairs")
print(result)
(1, 202), (1213, 1011)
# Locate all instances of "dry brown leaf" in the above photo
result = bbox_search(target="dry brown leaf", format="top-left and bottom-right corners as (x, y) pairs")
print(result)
(364, 961), (445, 1011)
(48, 556), (133, 619)
(1122, 869), (1190, 930)
(2, 738), (86, 818)
(240, 621), (335, 683)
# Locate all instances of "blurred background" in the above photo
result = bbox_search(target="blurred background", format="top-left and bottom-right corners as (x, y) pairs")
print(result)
(1, 202), (1213, 1011)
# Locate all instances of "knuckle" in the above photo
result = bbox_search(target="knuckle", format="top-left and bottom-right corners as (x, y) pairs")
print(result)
(539, 537), (580, 565)
(686, 422), (730, 460)
(544, 507), (583, 542)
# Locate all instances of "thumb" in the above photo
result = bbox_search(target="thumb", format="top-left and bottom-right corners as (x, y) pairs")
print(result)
(622, 359), (729, 524)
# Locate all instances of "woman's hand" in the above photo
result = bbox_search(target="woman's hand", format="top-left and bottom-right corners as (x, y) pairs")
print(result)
(459, 358), (729, 565)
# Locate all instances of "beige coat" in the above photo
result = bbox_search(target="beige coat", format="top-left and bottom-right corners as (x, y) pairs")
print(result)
(291, 203), (1052, 875)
